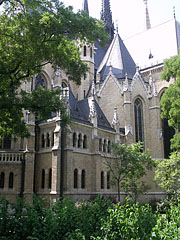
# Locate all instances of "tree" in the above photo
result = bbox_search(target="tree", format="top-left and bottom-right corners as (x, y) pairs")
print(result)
(160, 52), (180, 150)
(105, 142), (153, 202)
(0, 0), (108, 140)
(154, 151), (180, 199)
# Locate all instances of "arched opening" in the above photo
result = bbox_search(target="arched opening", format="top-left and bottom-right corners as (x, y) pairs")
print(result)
(81, 170), (85, 189)
(35, 74), (47, 89)
(160, 92), (175, 158)
(51, 132), (54, 147)
(41, 134), (45, 148)
(83, 45), (87, 57)
(134, 98), (144, 143)
(9, 172), (14, 189)
(78, 133), (82, 148)
(73, 132), (77, 147)
(41, 169), (45, 189)
(107, 140), (111, 153)
(0, 136), (11, 149)
(99, 139), (102, 151)
(74, 169), (78, 189)
(0, 172), (5, 189)
(48, 168), (52, 189)
(83, 135), (87, 149)
(101, 171), (104, 189)
(46, 133), (50, 147)
(103, 139), (107, 153)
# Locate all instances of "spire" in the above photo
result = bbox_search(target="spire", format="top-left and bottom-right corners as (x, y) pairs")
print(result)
(144, 0), (151, 30)
(101, 0), (114, 40)
(82, 0), (89, 16)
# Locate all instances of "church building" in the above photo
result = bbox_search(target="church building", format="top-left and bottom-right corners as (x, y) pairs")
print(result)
(0, 0), (180, 203)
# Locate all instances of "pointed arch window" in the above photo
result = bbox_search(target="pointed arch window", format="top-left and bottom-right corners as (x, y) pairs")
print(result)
(134, 98), (144, 143)
(83, 135), (87, 149)
(83, 45), (87, 57)
(73, 132), (77, 147)
(46, 133), (50, 147)
(90, 47), (93, 58)
(48, 168), (52, 189)
(81, 170), (85, 189)
(9, 172), (14, 189)
(101, 171), (104, 189)
(78, 133), (82, 148)
(41, 169), (45, 189)
(0, 172), (5, 189)
(74, 169), (78, 189)
(0, 136), (11, 149)
(41, 134), (45, 148)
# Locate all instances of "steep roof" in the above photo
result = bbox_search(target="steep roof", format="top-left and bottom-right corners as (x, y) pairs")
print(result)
(97, 32), (136, 81)
(124, 19), (180, 69)
(69, 90), (115, 132)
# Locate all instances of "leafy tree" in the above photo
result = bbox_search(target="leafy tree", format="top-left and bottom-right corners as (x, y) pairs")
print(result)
(160, 53), (180, 150)
(0, 0), (108, 140)
(154, 151), (180, 198)
(105, 142), (153, 202)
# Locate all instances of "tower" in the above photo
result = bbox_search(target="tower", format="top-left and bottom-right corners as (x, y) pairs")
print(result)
(144, 0), (151, 30)
(101, 0), (114, 41)
(82, 0), (89, 15)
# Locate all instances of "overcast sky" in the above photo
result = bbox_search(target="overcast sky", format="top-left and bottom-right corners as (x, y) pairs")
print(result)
(63, 0), (180, 40)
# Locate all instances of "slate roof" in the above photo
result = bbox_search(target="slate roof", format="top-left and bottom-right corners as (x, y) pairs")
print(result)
(96, 33), (136, 82)
(70, 90), (115, 132)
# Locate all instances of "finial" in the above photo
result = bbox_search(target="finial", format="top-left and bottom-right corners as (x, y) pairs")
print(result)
(115, 19), (118, 33)
(82, 0), (89, 16)
(173, 6), (176, 19)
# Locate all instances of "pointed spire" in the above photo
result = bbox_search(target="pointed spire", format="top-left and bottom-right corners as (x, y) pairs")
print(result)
(82, 0), (89, 16)
(101, 0), (114, 40)
(143, 0), (151, 30)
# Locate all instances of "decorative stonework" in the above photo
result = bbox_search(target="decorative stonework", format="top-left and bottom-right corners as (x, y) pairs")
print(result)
(125, 125), (133, 136)
(156, 128), (163, 140)
(112, 107), (120, 129)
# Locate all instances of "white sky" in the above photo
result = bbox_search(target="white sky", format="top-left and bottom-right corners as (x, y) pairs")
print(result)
(63, 0), (180, 40)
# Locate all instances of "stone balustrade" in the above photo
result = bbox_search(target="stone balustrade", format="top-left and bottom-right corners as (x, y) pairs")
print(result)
(0, 151), (24, 163)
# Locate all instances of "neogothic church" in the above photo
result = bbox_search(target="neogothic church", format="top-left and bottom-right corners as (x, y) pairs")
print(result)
(0, 0), (180, 203)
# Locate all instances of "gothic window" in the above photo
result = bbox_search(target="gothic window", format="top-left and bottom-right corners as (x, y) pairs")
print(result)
(107, 140), (111, 153)
(41, 169), (45, 189)
(62, 82), (67, 88)
(103, 139), (107, 153)
(78, 133), (82, 148)
(73, 132), (77, 147)
(101, 171), (104, 189)
(99, 139), (102, 151)
(107, 171), (110, 189)
(134, 98), (144, 143)
(160, 92), (175, 158)
(74, 169), (78, 189)
(90, 47), (93, 58)
(83, 135), (87, 149)
(46, 133), (50, 147)
(48, 168), (52, 189)
(0, 172), (5, 189)
(35, 74), (47, 89)
(41, 134), (45, 148)
(9, 172), (14, 189)
(51, 133), (54, 147)
(0, 136), (11, 149)
(83, 46), (87, 57)
(81, 170), (85, 189)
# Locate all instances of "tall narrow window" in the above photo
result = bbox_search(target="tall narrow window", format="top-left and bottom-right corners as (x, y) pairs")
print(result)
(46, 133), (50, 147)
(78, 133), (82, 148)
(48, 168), (52, 189)
(103, 139), (107, 153)
(0, 136), (11, 149)
(84, 90), (86, 99)
(41, 134), (45, 148)
(81, 170), (85, 189)
(107, 140), (111, 153)
(0, 172), (5, 189)
(74, 169), (78, 189)
(83, 45), (87, 57)
(99, 139), (102, 151)
(134, 98), (144, 143)
(73, 132), (77, 147)
(41, 169), (45, 189)
(9, 172), (14, 189)
(101, 171), (104, 189)
(51, 133), (54, 147)
(107, 171), (110, 189)
(90, 47), (93, 58)
(83, 135), (87, 149)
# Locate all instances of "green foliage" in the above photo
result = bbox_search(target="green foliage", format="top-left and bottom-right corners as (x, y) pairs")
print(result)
(160, 52), (180, 150)
(154, 151), (180, 196)
(1, 196), (180, 240)
(0, 0), (108, 139)
(105, 142), (154, 202)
